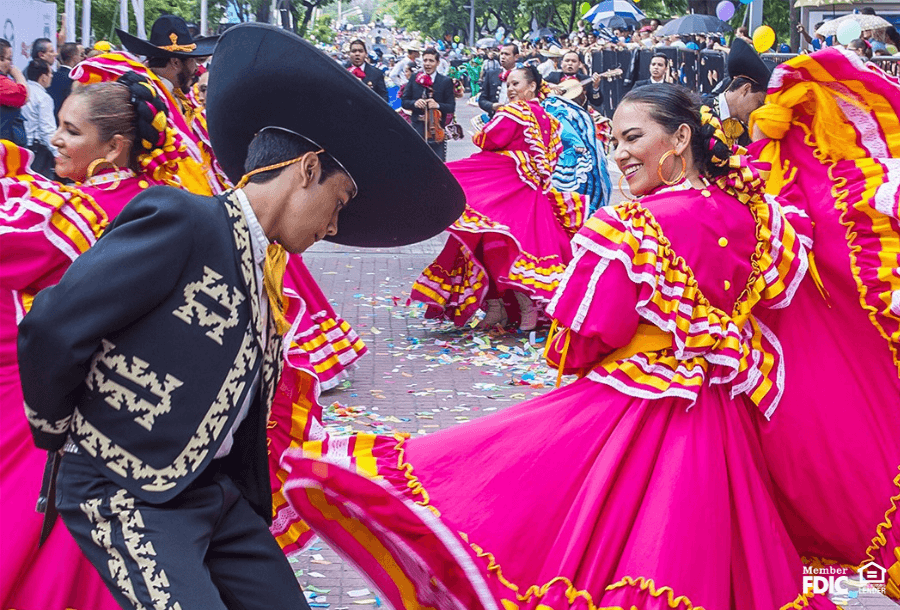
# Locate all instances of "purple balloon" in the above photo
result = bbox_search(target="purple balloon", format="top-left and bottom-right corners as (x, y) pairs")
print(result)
(716, 0), (735, 20)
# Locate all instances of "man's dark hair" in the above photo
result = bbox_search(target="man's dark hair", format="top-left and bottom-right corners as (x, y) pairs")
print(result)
(244, 129), (345, 185)
(502, 43), (519, 56)
(563, 50), (582, 63)
(31, 38), (52, 60)
(60, 42), (80, 63)
(0, 39), (11, 52)
(860, 7), (876, 15)
(422, 47), (439, 59)
(651, 52), (668, 61)
(727, 75), (766, 94)
(349, 38), (366, 51)
(147, 56), (172, 69)
(26, 59), (51, 81)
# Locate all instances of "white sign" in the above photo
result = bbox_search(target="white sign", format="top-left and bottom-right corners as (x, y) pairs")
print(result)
(1, 0), (58, 71)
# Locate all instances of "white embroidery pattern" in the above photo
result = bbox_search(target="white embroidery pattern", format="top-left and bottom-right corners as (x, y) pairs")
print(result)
(172, 266), (245, 345)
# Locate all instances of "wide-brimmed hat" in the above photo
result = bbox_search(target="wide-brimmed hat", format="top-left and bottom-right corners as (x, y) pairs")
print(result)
(403, 41), (424, 52)
(116, 14), (218, 58)
(540, 45), (565, 57)
(207, 23), (465, 247)
(727, 37), (771, 88)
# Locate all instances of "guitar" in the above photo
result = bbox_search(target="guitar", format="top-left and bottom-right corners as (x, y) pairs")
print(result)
(551, 69), (624, 103)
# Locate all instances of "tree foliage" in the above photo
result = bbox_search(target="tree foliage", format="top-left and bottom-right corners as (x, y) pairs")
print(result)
(55, 0), (226, 42)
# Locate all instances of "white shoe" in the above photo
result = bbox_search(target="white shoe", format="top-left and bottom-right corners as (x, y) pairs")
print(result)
(513, 292), (538, 331)
(477, 299), (507, 329)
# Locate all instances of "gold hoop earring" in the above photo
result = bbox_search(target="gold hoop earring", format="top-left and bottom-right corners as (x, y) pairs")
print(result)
(657, 149), (686, 186)
(85, 158), (122, 191)
(618, 174), (632, 201)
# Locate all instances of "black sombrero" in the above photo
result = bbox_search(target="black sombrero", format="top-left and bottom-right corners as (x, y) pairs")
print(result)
(727, 38), (771, 88)
(207, 23), (465, 247)
(116, 14), (218, 58)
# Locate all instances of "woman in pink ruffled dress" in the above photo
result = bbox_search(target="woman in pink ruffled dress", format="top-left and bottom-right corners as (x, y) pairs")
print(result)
(280, 85), (836, 609)
(411, 65), (584, 330)
(1, 74), (202, 610)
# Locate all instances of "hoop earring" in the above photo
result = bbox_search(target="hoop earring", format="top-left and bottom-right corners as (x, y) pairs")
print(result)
(618, 174), (632, 201)
(85, 158), (122, 191)
(657, 149), (686, 186)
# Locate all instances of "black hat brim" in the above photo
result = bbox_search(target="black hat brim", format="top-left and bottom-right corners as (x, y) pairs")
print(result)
(116, 28), (219, 58)
(206, 23), (465, 248)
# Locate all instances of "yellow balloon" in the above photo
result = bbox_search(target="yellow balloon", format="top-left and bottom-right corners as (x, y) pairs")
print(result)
(752, 25), (775, 53)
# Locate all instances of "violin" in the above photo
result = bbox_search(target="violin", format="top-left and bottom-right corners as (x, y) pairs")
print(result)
(422, 88), (445, 144)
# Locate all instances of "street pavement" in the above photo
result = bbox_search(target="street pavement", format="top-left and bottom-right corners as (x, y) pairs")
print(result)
(288, 94), (896, 609)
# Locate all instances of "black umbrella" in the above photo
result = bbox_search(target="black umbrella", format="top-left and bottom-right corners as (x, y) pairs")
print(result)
(534, 27), (558, 39)
(657, 14), (732, 36)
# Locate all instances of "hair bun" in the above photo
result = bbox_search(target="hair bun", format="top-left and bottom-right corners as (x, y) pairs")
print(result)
(698, 105), (734, 174)
(116, 72), (169, 153)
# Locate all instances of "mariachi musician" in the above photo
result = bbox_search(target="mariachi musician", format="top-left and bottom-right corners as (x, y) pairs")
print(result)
(346, 38), (389, 102)
(545, 50), (603, 110)
(401, 47), (455, 161)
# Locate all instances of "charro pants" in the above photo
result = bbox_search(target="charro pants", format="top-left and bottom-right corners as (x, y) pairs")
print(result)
(412, 120), (447, 161)
(56, 451), (310, 610)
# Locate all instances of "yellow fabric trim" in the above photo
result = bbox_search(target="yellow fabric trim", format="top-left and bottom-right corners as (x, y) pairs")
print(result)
(605, 576), (702, 609)
(861, 465), (900, 597)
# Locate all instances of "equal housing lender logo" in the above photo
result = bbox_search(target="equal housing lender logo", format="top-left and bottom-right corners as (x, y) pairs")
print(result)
(802, 561), (888, 600)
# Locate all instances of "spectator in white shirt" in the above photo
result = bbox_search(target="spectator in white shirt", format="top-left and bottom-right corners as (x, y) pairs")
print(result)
(23, 59), (57, 176)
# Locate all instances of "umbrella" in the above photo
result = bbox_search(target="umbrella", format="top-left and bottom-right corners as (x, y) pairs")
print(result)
(815, 13), (892, 36)
(585, 0), (646, 24)
(533, 27), (558, 39)
(476, 37), (497, 48)
(596, 15), (640, 30)
(656, 14), (732, 36)
(793, 0), (862, 7)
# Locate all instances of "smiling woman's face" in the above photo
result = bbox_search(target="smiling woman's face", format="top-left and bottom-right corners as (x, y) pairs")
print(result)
(51, 95), (109, 182)
(611, 100), (683, 196)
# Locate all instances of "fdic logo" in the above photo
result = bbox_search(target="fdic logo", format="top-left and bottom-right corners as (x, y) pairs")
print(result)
(802, 561), (887, 597)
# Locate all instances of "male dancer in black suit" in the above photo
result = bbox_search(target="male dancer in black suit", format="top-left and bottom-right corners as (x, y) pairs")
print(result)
(18, 23), (463, 610)
(402, 47), (455, 161)
(347, 38), (389, 102)
(477, 43), (519, 117)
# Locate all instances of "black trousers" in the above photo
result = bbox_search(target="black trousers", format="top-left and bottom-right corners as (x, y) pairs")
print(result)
(56, 452), (311, 610)
(412, 120), (447, 161)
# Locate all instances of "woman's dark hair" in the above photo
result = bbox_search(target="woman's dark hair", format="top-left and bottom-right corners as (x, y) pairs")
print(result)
(69, 72), (171, 172)
(26, 59), (51, 81)
(244, 128), (344, 185)
(512, 64), (542, 91)
(885, 27), (899, 46)
(619, 83), (731, 177)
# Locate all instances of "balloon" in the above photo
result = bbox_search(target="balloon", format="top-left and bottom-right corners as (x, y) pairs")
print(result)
(752, 25), (775, 53)
(715, 0), (735, 21)
(454, 35), (460, 42)
(836, 19), (862, 45)
(580, 2), (591, 15)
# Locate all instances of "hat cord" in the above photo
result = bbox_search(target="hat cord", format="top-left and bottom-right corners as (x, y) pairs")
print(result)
(236, 149), (324, 189)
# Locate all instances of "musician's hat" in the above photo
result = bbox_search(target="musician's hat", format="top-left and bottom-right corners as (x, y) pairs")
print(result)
(541, 45), (565, 57)
(116, 14), (218, 58)
(208, 23), (465, 247)
(403, 41), (424, 52)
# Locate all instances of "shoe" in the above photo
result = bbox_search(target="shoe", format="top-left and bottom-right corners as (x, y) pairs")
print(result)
(513, 291), (538, 331)
(477, 299), (507, 329)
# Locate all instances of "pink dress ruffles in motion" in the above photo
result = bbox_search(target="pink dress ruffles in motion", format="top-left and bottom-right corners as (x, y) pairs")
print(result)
(749, 49), (900, 599)
(279, 156), (837, 609)
(411, 99), (584, 325)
